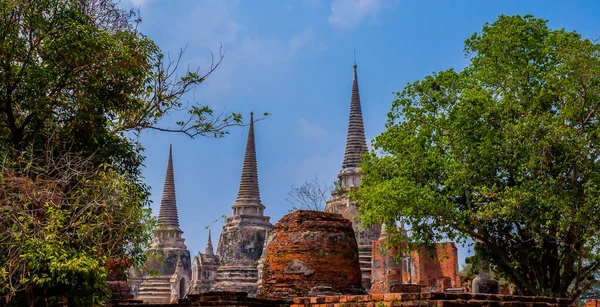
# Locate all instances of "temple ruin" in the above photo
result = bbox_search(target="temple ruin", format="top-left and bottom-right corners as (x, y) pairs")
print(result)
(135, 146), (192, 304)
(189, 231), (220, 294)
(370, 224), (461, 294)
(258, 210), (365, 300)
(127, 61), (463, 303)
(210, 112), (273, 295)
(324, 60), (381, 289)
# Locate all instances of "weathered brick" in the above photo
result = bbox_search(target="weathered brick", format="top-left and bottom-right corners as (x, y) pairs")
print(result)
(259, 211), (364, 300)
(384, 293), (403, 301)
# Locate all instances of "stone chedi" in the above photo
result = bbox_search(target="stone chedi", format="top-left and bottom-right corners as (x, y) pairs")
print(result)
(135, 146), (192, 304)
(211, 112), (273, 295)
(324, 60), (381, 290)
(258, 211), (364, 300)
(189, 231), (220, 294)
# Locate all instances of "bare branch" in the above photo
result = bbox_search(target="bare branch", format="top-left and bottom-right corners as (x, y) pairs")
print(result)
(285, 174), (333, 211)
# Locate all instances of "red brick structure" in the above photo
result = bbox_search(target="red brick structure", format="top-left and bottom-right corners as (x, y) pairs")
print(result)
(291, 293), (574, 307)
(586, 299), (600, 307)
(109, 292), (575, 307)
(258, 211), (364, 300)
(371, 234), (460, 293)
(370, 238), (405, 294)
(413, 243), (460, 291)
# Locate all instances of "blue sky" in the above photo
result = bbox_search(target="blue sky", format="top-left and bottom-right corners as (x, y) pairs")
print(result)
(119, 0), (600, 267)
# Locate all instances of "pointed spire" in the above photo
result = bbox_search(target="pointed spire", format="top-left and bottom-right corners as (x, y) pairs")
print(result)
(157, 145), (180, 227)
(379, 222), (388, 240)
(235, 112), (261, 204)
(342, 57), (368, 169)
(205, 230), (214, 256)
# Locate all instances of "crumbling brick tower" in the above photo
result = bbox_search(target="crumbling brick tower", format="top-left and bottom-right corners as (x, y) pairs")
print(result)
(212, 112), (273, 295)
(135, 146), (192, 304)
(325, 60), (381, 290)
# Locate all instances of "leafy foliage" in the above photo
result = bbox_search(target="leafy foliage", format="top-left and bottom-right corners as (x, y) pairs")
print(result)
(0, 151), (154, 305)
(354, 15), (600, 299)
(0, 0), (252, 304)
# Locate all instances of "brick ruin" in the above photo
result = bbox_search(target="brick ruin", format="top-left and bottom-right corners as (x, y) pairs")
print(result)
(125, 61), (469, 303)
(109, 292), (575, 307)
(258, 211), (364, 300)
(371, 226), (460, 294)
(586, 299), (600, 307)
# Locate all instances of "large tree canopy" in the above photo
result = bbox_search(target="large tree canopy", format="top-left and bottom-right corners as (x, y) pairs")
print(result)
(0, 0), (251, 305)
(355, 15), (600, 299)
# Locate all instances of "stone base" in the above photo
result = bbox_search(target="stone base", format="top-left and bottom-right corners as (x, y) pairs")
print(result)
(135, 275), (173, 304)
(211, 266), (259, 296)
(107, 280), (135, 300)
(472, 277), (500, 294)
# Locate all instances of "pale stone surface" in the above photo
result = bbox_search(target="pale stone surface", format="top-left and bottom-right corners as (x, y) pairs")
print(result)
(134, 146), (191, 304)
(323, 61), (382, 290)
(211, 113), (273, 295)
(190, 231), (220, 294)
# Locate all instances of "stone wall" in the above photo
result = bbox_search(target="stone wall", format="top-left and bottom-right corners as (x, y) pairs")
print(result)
(109, 292), (288, 306)
(109, 292), (575, 307)
(412, 243), (460, 290)
(291, 293), (574, 307)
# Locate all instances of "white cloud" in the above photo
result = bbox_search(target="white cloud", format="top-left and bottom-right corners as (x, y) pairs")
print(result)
(239, 25), (325, 66)
(121, 0), (149, 8)
(328, 0), (386, 30)
(167, 2), (326, 101)
(298, 118), (325, 138)
(289, 26), (315, 57)
(179, 0), (242, 51)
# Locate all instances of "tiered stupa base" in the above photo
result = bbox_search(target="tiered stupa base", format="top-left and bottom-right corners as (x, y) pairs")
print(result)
(211, 266), (260, 295)
(135, 275), (173, 304)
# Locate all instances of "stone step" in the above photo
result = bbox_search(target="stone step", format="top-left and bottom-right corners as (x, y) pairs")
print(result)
(138, 286), (171, 292)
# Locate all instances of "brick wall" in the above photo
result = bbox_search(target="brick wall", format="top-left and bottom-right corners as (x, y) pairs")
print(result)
(291, 293), (574, 307)
(371, 239), (460, 293)
(412, 242), (460, 290)
(586, 299), (600, 307)
(110, 292), (575, 307)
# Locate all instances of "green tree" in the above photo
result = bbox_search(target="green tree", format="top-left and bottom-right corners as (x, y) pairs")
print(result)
(0, 0), (256, 305)
(354, 15), (600, 299)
